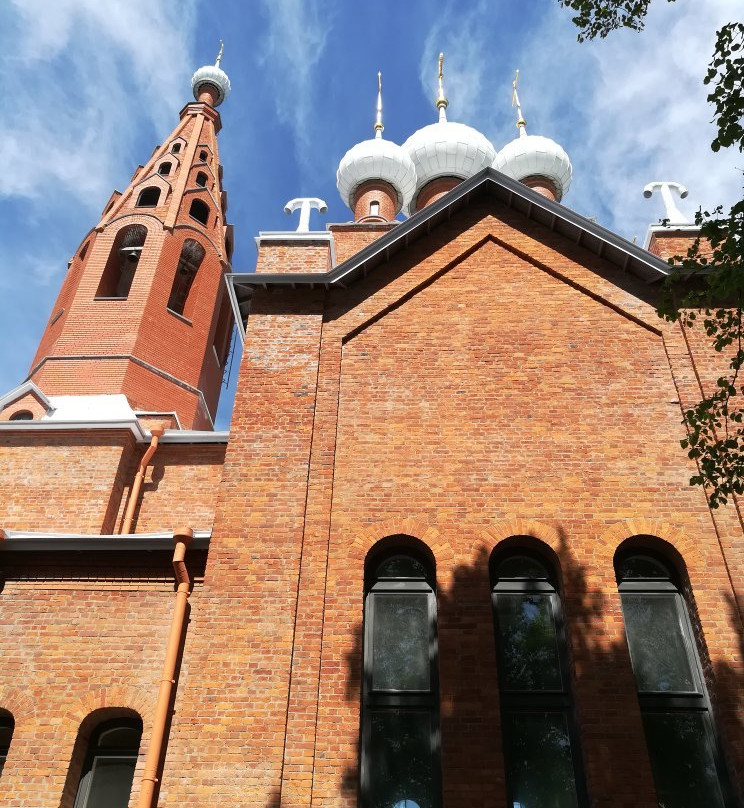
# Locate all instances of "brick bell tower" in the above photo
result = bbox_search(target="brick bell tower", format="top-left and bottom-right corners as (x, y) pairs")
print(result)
(28, 46), (235, 430)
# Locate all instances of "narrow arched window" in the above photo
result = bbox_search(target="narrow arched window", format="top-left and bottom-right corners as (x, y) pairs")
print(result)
(72, 718), (142, 808)
(158, 162), (172, 176)
(199, 149), (208, 161)
(361, 547), (441, 808)
(96, 224), (147, 299)
(171, 142), (181, 154)
(189, 199), (209, 225)
(195, 171), (208, 188)
(491, 551), (587, 808)
(168, 239), (205, 317)
(0, 714), (14, 777)
(617, 551), (733, 807)
(9, 410), (33, 421)
(369, 201), (380, 216)
(135, 186), (160, 207)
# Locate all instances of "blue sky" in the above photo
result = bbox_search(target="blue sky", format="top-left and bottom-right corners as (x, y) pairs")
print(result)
(0, 0), (741, 430)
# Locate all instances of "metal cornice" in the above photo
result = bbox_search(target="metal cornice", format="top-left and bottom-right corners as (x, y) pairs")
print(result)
(0, 529), (211, 552)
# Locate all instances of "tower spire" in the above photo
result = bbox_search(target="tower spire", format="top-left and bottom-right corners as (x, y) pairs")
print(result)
(436, 52), (448, 123)
(374, 72), (384, 139)
(512, 69), (527, 137)
(215, 40), (224, 68)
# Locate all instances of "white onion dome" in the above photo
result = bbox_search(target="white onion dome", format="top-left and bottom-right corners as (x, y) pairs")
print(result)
(493, 133), (572, 200)
(336, 135), (417, 214)
(191, 43), (231, 107)
(402, 120), (496, 208)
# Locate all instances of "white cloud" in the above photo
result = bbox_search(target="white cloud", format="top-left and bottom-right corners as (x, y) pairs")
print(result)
(0, 0), (198, 208)
(419, 0), (742, 242)
(257, 0), (331, 176)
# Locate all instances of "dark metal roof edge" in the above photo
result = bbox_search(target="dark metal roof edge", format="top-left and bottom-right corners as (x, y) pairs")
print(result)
(230, 168), (673, 290)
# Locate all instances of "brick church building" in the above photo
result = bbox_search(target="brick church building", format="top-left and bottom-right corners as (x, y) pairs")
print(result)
(0, 50), (741, 808)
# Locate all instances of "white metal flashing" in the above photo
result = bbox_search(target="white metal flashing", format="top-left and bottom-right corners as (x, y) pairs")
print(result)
(0, 380), (52, 414)
(253, 231), (338, 267)
(159, 430), (229, 444)
(1, 529), (211, 552)
(643, 223), (701, 250)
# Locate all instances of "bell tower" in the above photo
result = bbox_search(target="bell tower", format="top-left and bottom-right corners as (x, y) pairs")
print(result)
(28, 47), (235, 430)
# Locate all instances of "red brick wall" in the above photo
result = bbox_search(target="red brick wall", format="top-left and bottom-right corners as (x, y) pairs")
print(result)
(163, 201), (743, 808)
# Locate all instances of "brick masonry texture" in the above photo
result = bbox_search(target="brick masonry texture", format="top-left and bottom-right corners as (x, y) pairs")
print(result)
(0, 194), (742, 808)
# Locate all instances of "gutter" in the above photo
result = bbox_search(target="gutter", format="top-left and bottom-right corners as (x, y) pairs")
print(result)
(0, 420), (229, 445)
(0, 529), (211, 552)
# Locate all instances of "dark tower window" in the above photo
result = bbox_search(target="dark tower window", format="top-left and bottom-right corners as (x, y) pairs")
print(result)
(168, 239), (205, 317)
(189, 199), (210, 226)
(0, 714), (14, 777)
(361, 546), (441, 808)
(158, 162), (172, 176)
(171, 142), (181, 154)
(135, 186), (160, 208)
(491, 550), (587, 808)
(96, 224), (147, 299)
(79, 241), (90, 260)
(72, 718), (142, 808)
(199, 150), (208, 161)
(9, 410), (33, 421)
(195, 172), (208, 188)
(616, 551), (733, 807)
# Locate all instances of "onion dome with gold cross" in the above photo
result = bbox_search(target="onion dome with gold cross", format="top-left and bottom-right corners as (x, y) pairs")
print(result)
(402, 53), (496, 215)
(337, 73), (417, 221)
(493, 70), (572, 202)
(191, 41), (231, 107)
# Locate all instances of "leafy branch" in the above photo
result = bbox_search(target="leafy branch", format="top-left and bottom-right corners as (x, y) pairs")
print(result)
(560, 2), (744, 507)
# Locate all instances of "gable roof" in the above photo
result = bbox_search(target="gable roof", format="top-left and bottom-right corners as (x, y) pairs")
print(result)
(228, 167), (673, 336)
(0, 380), (52, 414)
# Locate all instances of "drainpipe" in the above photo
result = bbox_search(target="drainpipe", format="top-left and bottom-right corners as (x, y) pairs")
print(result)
(138, 527), (193, 808)
(122, 428), (164, 535)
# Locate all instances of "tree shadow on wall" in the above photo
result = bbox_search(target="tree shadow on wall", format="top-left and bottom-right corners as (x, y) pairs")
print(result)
(330, 529), (744, 808)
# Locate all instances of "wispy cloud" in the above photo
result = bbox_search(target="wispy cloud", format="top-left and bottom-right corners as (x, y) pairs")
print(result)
(0, 0), (198, 394)
(257, 0), (332, 177)
(418, 0), (742, 242)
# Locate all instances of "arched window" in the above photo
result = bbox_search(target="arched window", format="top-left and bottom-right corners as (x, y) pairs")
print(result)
(168, 239), (205, 317)
(135, 186), (160, 208)
(9, 410), (33, 421)
(361, 546), (441, 808)
(0, 714), (14, 777)
(616, 551), (733, 807)
(189, 199), (209, 226)
(199, 149), (208, 161)
(491, 550), (586, 808)
(369, 201), (380, 216)
(195, 171), (208, 188)
(158, 162), (172, 176)
(96, 225), (147, 299)
(72, 718), (142, 808)
(79, 241), (90, 260)
(170, 142), (181, 154)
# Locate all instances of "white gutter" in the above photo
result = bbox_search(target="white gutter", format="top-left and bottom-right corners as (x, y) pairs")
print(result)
(0, 420), (229, 444)
(0, 529), (211, 552)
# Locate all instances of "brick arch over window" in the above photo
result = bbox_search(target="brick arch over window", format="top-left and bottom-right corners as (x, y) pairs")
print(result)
(480, 519), (563, 557)
(60, 707), (144, 808)
(595, 519), (702, 570)
(349, 518), (452, 569)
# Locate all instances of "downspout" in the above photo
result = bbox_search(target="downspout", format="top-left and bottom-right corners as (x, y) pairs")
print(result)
(138, 527), (193, 808)
(122, 428), (164, 535)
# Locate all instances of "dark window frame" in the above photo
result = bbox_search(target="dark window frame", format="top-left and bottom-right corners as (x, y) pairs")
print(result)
(360, 547), (442, 808)
(616, 550), (734, 807)
(0, 714), (14, 777)
(195, 171), (208, 188)
(158, 162), (172, 176)
(188, 199), (209, 226)
(490, 549), (588, 808)
(72, 717), (142, 808)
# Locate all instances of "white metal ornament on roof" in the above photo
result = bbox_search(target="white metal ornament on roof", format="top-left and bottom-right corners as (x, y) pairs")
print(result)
(402, 121), (496, 214)
(493, 134), (572, 201)
(336, 137), (417, 214)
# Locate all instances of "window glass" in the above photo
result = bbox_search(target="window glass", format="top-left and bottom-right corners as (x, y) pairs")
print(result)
(0, 720), (13, 778)
(618, 555), (670, 579)
(497, 556), (550, 580)
(621, 593), (697, 693)
(642, 712), (726, 808)
(503, 711), (580, 808)
(80, 758), (138, 808)
(495, 593), (563, 691)
(372, 593), (430, 691)
(368, 710), (436, 808)
(376, 555), (427, 580)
